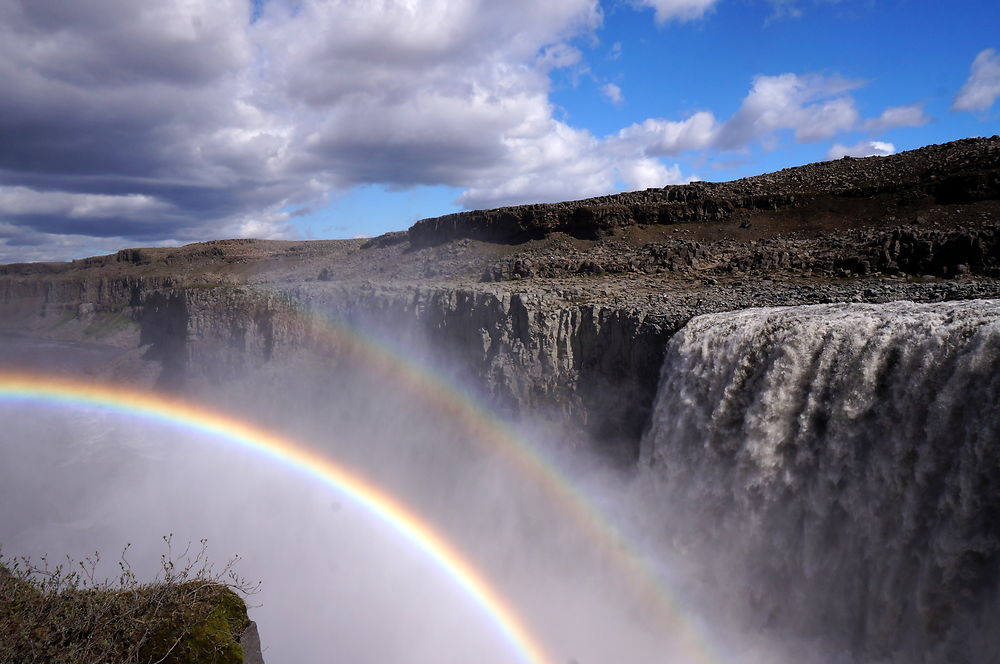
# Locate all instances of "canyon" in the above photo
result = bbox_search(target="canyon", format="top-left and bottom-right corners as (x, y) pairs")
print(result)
(2, 136), (1000, 662)
(2, 137), (998, 460)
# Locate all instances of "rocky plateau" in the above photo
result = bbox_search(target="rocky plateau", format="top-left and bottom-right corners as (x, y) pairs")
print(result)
(2, 135), (999, 462)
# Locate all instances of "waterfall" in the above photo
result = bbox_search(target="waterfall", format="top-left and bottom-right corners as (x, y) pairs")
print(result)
(641, 300), (1000, 663)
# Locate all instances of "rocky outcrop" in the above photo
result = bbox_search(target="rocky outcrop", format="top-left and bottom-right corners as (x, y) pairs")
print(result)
(410, 136), (1000, 246)
(409, 183), (797, 245)
(240, 621), (266, 664)
(481, 221), (1000, 281)
(0, 568), (260, 664)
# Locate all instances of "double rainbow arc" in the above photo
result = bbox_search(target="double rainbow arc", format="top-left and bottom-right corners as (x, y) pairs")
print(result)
(0, 370), (553, 664)
(283, 295), (722, 664)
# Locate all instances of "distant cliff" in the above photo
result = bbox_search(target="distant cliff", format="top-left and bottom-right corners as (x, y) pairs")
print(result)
(410, 136), (1000, 246)
(1, 137), (999, 460)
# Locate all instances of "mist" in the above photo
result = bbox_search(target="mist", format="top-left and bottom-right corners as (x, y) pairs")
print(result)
(6, 297), (997, 664)
(0, 318), (766, 664)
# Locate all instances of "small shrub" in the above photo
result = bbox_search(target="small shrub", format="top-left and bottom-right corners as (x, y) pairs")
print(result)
(0, 536), (259, 664)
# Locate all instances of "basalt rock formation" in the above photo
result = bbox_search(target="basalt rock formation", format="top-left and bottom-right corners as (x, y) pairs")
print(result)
(0, 136), (999, 461)
(410, 136), (1000, 246)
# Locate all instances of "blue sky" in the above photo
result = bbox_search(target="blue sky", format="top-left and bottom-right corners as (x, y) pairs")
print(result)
(0, 0), (997, 261)
(304, 0), (1000, 241)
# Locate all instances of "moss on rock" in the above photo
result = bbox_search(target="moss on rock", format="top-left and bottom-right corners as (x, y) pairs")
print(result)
(140, 582), (250, 664)
(1, 566), (253, 664)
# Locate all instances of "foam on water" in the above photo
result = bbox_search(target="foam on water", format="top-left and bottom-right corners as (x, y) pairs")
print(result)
(641, 299), (1000, 663)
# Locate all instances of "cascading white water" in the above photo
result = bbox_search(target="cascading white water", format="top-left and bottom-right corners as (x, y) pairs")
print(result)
(640, 299), (1000, 663)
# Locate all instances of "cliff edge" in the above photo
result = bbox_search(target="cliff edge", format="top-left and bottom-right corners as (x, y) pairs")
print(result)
(1, 136), (999, 460)
(0, 562), (264, 664)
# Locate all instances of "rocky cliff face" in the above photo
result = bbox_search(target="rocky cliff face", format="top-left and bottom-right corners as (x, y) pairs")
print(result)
(112, 283), (677, 460)
(7, 272), (1000, 464)
(1, 137), (999, 462)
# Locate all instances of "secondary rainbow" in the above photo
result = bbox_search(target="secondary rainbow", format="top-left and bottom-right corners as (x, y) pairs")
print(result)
(0, 369), (552, 664)
(270, 291), (722, 664)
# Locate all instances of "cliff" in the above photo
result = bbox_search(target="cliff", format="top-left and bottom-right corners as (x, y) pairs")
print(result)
(1, 137), (999, 460)
(409, 135), (1000, 246)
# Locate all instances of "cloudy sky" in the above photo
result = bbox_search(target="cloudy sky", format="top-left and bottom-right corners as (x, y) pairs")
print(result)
(0, 0), (997, 262)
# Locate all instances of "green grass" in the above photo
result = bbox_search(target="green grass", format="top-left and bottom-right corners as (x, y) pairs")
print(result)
(83, 312), (136, 339)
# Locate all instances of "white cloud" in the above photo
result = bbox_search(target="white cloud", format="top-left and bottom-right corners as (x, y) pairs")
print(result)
(538, 43), (584, 70)
(615, 111), (719, 155)
(454, 120), (616, 209)
(613, 73), (863, 161)
(617, 159), (686, 190)
(230, 0), (610, 201)
(718, 73), (861, 147)
(0, 0), (607, 257)
(234, 212), (299, 241)
(0, 0), (922, 262)
(826, 140), (895, 160)
(457, 69), (882, 207)
(765, 0), (803, 22)
(0, 0), (707, 239)
(0, 187), (173, 219)
(0, 0), (298, 249)
(862, 103), (930, 132)
(601, 83), (625, 106)
(633, 0), (719, 23)
(257, 0), (602, 107)
(953, 48), (1000, 112)
(764, 0), (850, 23)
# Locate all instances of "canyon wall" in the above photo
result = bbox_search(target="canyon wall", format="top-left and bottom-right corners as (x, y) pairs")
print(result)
(0, 277), (680, 460)
(5, 269), (1000, 463)
(154, 283), (680, 461)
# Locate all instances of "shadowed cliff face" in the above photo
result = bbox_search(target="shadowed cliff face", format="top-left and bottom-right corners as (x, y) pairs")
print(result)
(641, 300), (1000, 663)
(126, 284), (679, 463)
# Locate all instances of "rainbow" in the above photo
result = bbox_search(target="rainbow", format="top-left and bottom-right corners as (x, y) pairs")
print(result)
(0, 370), (553, 664)
(270, 291), (722, 664)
